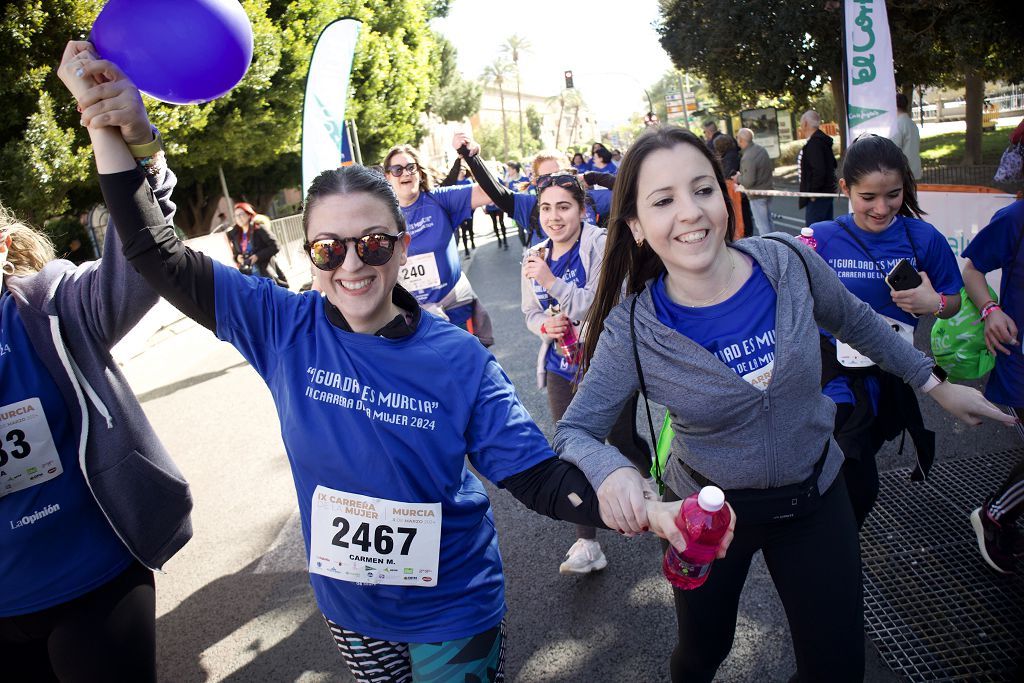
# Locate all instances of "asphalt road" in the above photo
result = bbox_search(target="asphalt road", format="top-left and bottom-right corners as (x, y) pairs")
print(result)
(120, 207), (1019, 682)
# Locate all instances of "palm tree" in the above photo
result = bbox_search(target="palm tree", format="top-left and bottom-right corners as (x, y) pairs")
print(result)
(481, 60), (511, 161)
(501, 35), (531, 153)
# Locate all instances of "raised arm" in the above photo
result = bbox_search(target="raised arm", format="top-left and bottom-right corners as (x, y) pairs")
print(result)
(453, 133), (515, 214)
(64, 45), (217, 331)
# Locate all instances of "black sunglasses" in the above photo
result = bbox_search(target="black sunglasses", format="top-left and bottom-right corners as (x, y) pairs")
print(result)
(304, 232), (406, 270)
(386, 162), (419, 177)
(535, 172), (582, 191)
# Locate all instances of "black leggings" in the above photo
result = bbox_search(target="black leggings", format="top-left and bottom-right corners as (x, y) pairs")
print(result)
(489, 212), (507, 247)
(833, 401), (881, 529)
(666, 476), (863, 683)
(0, 561), (156, 682)
(987, 405), (1024, 524)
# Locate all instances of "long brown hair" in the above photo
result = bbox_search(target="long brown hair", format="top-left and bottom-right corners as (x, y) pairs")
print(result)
(580, 126), (735, 370)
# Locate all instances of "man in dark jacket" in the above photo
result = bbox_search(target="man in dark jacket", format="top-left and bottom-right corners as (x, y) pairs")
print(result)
(797, 110), (838, 224)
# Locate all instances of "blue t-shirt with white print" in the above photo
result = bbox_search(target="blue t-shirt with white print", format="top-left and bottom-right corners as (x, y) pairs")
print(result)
(814, 213), (963, 405)
(0, 293), (131, 616)
(400, 185), (474, 305)
(212, 262), (552, 643)
(963, 200), (1024, 407)
(531, 239), (586, 382)
(651, 261), (778, 390)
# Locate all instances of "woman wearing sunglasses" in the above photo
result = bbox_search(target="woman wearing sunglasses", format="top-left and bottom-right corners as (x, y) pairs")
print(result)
(68, 51), (696, 682)
(553, 126), (1015, 682)
(452, 135), (614, 245)
(381, 145), (496, 344)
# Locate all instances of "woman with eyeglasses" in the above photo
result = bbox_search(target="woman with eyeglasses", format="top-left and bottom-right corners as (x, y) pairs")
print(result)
(227, 205), (289, 288)
(68, 50), (695, 682)
(381, 144), (496, 345)
(553, 125), (1015, 682)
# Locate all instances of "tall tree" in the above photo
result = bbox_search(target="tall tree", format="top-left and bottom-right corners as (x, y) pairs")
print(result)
(428, 33), (482, 122)
(481, 60), (511, 161)
(0, 0), (442, 234)
(501, 34), (530, 152)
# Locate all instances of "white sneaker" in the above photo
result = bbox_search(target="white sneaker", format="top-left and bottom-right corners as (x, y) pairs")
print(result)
(559, 538), (608, 575)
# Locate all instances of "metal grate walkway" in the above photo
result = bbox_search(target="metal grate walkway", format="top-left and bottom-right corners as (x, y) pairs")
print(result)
(861, 447), (1024, 681)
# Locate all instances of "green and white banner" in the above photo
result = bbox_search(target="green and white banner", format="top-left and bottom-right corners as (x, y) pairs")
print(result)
(302, 18), (362, 198)
(844, 0), (896, 139)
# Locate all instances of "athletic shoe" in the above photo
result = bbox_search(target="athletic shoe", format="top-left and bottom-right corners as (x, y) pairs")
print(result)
(559, 538), (608, 575)
(970, 505), (1020, 574)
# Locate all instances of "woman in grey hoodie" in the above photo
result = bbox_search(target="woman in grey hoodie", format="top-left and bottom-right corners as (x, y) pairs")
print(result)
(0, 43), (190, 682)
(554, 126), (1016, 682)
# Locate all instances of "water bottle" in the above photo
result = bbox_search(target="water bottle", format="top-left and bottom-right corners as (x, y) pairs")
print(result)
(797, 227), (818, 251)
(663, 486), (732, 590)
(548, 305), (582, 365)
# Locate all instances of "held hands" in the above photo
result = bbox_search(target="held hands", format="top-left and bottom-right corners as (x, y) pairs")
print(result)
(58, 41), (152, 145)
(596, 467), (737, 558)
(983, 308), (1019, 356)
(522, 252), (555, 289)
(928, 381), (1020, 427)
(890, 271), (941, 317)
(452, 132), (480, 158)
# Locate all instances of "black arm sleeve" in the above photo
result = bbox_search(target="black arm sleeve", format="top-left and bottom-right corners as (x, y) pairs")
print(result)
(583, 171), (616, 190)
(499, 457), (608, 529)
(459, 150), (515, 215)
(99, 168), (217, 331)
(440, 157), (461, 187)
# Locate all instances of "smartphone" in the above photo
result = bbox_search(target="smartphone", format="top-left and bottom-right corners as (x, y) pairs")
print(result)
(885, 259), (922, 292)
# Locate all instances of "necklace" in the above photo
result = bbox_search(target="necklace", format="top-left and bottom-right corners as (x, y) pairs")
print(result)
(677, 250), (736, 307)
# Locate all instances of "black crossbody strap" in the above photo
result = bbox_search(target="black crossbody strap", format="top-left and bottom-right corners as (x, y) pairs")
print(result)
(763, 235), (813, 294)
(629, 292), (664, 494)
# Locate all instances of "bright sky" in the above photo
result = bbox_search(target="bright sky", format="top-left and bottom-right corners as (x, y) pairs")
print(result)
(432, 0), (674, 129)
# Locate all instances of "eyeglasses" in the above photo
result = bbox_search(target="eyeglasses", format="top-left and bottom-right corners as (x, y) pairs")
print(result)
(385, 162), (419, 177)
(304, 232), (406, 270)
(535, 173), (582, 191)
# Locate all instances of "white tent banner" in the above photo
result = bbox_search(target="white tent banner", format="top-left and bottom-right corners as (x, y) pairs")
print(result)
(918, 190), (1016, 291)
(844, 0), (897, 139)
(302, 19), (361, 199)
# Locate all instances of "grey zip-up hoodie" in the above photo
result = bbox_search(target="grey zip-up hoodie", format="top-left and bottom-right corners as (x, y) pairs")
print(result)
(5, 167), (192, 570)
(554, 234), (934, 497)
(520, 222), (606, 388)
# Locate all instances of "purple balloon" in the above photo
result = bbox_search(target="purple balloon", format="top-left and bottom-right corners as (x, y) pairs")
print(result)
(91, 0), (253, 105)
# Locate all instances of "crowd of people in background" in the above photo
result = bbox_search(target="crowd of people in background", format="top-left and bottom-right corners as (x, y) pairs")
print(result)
(3, 41), (1022, 683)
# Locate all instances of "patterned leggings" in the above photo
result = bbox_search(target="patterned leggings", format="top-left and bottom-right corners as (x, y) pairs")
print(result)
(324, 616), (506, 682)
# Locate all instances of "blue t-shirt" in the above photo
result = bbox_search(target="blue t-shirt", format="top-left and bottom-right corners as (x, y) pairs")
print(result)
(963, 200), (1024, 407)
(512, 191), (607, 246)
(650, 261), (778, 389)
(531, 240), (586, 382)
(590, 188), (612, 224)
(0, 294), (131, 617)
(212, 263), (552, 642)
(815, 214), (963, 406)
(593, 161), (618, 175)
(400, 186), (474, 305)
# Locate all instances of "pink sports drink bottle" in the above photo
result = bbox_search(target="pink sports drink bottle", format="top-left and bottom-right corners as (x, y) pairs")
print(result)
(663, 486), (732, 590)
(797, 227), (818, 251)
(548, 305), (581, 365)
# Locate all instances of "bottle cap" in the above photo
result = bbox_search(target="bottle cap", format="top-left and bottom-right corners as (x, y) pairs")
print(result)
(800, 227), (814, 237)
(697, 486), (725, 512)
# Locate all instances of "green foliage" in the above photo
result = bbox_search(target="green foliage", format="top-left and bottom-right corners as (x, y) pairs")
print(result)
(428, 32), (481, 122)
(919, 125), (1017, 165)
(526, 106), (543, 143)
(0, 0), (444, 234)
(475, 121), (540, 163)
